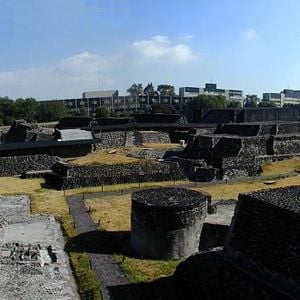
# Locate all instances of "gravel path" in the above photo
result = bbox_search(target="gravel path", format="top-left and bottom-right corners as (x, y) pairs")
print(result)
(66, 195), (129, 300)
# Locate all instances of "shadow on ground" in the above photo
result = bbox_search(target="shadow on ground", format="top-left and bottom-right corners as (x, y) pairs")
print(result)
(65, 230), (131, 255)
(107, 276), (179, 300)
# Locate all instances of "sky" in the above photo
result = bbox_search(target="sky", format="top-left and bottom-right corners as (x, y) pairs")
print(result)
(1, 0), (300, 100)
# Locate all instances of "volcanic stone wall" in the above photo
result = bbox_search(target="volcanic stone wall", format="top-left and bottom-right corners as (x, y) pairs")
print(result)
(135, 131), (171, 144)
(224, 186), (300, 298)
(50, 161), (186, 189)
(95, 131), (127, 148)
(95, 130), (171, 148)
(217, 137), (269, 178)
(277, 123), (300, 134)
(131, 188), (209, 259)
(0, 154), (60, 176)
(272, 135), (300, 155)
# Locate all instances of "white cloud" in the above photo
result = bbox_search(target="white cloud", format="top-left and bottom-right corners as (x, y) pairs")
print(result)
(0, 36), (198, 99)
(131, 35), (198, 63)
(243, 28), (259, 41)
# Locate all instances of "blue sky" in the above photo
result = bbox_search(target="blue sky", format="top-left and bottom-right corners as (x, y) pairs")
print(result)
(1, 0), (300, 99)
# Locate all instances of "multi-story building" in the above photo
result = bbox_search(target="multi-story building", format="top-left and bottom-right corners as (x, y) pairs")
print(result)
(179, 87), (200, 98)
(263, 89), (300, 107)
(199, 83), (243, 105)
(41, 90), (190, 116)
(179, 83), (244, 105)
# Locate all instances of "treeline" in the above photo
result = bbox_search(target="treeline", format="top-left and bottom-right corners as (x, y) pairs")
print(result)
(0, 97), (70, 125)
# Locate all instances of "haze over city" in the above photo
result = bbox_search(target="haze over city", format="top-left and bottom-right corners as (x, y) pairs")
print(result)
(1, 0), (300, 99)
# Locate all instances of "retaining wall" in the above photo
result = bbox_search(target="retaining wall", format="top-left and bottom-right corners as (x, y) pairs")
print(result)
(0, 154), (60, 176)
(49, 161), (186, 189)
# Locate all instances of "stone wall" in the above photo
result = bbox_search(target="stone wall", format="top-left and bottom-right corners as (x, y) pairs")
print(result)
(0, 154), (60, 176)
(95, 130), (171, 149)
(135, 131), (170, 144)
(224, 186), (300, 298)
(49, 161), (186, 189)
(272, 135), (300, 155)
(95, 131), (127, 149)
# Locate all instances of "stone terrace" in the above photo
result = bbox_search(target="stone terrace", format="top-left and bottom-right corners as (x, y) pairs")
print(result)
(0, 195), (79, 299)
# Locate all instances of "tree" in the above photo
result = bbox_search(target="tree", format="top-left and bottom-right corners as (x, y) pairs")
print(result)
(258, 100), (277, 107)
(157, 84), (175, 96)
(151, 103), (173, 114)
(144, 82), (158, 97)
(127, 83), (143, 96)
(95, 107), (111, 118)
(227, 100), (242, 108)
(244, 95), (259, 107)
(187, 94), (227, 110)
(36, 101), (70, 122)
(78, 106), (88, 116)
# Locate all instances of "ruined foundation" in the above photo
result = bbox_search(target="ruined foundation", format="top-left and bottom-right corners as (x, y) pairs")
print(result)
(130, 188), (209, 259)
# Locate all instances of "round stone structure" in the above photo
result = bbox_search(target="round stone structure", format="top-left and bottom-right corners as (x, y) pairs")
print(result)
(130, 187), (209, 259)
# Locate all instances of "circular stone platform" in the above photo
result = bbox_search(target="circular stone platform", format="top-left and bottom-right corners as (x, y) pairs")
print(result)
(130, 187), (209, 259)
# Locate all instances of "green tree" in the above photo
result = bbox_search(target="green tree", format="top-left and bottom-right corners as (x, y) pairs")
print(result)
(95, 106), (111, 118)
(227, 100), (242, 108)
(127, 83), (143, 96)
(79, 106), (88, 116)
(244, 95), (259, 107)
(187, 94), (227, 110)
(258, 100), (277, 107)
(36, 101), (70, 122)
(144, 82), (157, 97)
(157, 84), (175, 96)
(0, 97), (15, 125)
(151, 103), (173, 114)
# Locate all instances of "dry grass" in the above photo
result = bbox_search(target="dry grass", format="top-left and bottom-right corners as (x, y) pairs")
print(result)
(115, 255), (181, 283)
(68, 148), (144, 166)
(0, 177), (43, 194)
(65, 180), (189, 196)
(142, 143), (181, 149)
(193, 175), (300, 201)
(69, 143), (181, 166)
(86, 194), (131, 231)
(261, 157), (300, 176)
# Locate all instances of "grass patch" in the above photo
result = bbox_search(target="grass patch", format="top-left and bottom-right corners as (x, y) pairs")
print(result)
(261, 157), (300, 176)
(65, 179), (189, 196)
(0, 177), (102, 300)
(193, 175), (300, 201)
(68, 148), (145, 166)
(115, 255), (181, 283)
(142, 143), (182, 150)
(68, 143), (181, 166)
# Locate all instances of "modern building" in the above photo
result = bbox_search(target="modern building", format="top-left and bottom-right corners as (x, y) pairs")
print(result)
(263, 89), (300, 107)
(41, 90), (189, 116)
(179, 87), (200, 98)
(179, 83), (244, 105)
(199, 83), (243, 105)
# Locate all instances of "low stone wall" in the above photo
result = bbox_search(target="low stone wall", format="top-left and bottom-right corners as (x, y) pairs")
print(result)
(95, 130), (171, 149)
(272, 135), (300, 155)
(135, 131), (170, 144)
(49, 161), (186, 189)
(0, 154), (60, 176)
(94, 131), (127, 149)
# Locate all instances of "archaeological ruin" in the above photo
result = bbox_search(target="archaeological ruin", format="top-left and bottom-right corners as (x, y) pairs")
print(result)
(0, 195), (78, 299)
(174, 185), (300, 299)
(130, 188), (209, 259)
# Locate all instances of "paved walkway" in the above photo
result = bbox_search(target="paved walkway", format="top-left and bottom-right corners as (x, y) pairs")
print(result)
(66, 195), (129, 300)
